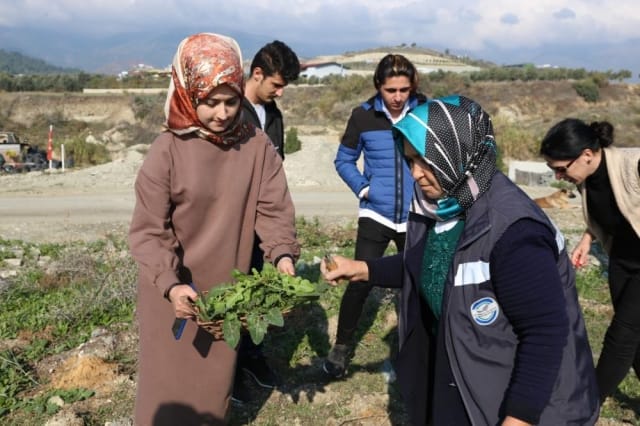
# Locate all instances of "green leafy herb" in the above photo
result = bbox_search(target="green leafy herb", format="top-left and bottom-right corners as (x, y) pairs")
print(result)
(195, 263), (327, 348)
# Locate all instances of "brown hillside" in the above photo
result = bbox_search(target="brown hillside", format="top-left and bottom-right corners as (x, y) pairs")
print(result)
(462, 81), (640, 147)
(280, 80), (640, 152)
(1, 80), (639, 161)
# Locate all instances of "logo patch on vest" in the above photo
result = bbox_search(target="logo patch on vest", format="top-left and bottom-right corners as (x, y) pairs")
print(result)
(470, 297), (499, 326)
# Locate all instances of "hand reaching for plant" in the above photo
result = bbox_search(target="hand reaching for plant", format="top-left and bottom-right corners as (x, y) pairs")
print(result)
(320, 254), (369, 286)
(571, 232), (593, 268)
(276, 256), (296, 276)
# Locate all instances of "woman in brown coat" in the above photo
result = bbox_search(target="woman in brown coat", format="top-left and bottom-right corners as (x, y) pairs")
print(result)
(128, 33), (300, 425)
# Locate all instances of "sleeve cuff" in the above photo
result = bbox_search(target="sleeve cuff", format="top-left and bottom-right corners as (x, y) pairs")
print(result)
(503, 397), (542, 425)
(358, 186), (369, 199)
(156, 269), (181, 299)
(273, 253), (294, 267)
(265, 243), (300, 264)
(164, 283), (181, 301)
(365, 254), (403, 288)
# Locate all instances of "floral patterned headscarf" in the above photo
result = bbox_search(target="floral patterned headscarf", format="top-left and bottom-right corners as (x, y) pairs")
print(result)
(163, 32), (252, 145)
(393, 95), (497, 221)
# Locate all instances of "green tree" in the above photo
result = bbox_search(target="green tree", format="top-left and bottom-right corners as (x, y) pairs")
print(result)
(284, 127), (301, 155)
(573, 79), (600, 102)
(63, 136), (110, 166)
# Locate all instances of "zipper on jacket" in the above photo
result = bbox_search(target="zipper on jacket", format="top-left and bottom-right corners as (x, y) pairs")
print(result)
(395, 146), (404, 223)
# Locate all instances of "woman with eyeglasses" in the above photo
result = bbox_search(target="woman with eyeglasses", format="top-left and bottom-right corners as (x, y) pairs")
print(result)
(540, 117), (640, 404)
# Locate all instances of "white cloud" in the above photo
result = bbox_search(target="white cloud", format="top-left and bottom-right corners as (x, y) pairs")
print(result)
(500, 13), (520, 25)
(553, 8), (576, 20)
(1, 0), (640, 57)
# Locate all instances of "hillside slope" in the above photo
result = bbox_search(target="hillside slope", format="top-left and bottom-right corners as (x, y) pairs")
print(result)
(307, 46), (482, 73)
(280, 80), (640, 149)
(1, 80), (639, 158)
(0, 49), (80, 74)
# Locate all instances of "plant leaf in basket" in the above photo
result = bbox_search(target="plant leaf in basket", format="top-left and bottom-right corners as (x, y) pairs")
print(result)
(194, 298), (211, 322)
(246, 312), (269, 345)
(223, 313), (242, 349)
(196, 263), (328, 348)
(265, 307), (284, 327)
(225, 287), (245, 311)
(265, 293), (280, 309)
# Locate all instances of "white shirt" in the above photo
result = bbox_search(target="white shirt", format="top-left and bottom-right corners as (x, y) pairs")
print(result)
(251, 102), (266, 129)
(381, 101), (410, 124)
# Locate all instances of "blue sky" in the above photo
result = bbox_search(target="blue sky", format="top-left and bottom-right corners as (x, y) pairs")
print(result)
(1, 0), (639, 77)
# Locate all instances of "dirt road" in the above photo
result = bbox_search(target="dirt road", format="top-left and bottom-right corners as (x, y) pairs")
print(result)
(0, 131), (361, 242)
(0, 130), (580, 244)
(0, 188), (357, 243)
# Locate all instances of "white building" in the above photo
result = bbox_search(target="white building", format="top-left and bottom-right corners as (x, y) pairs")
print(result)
(300, 62), (346, 78)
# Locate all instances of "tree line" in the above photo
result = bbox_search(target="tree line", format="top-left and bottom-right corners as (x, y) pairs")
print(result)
(0, 65), (632, 94)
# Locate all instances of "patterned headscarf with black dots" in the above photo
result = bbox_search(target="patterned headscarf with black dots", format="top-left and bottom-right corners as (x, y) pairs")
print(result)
(393, 95), (497, 220)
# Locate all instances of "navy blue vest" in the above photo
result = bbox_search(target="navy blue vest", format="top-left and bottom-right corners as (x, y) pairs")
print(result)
(395, 173), (599, 425)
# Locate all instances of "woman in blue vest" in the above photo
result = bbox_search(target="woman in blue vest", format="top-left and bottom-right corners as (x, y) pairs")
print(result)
(322, 96), (599, 425)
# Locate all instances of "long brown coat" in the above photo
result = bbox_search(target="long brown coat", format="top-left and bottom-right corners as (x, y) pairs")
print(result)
(129, 129), (299, 425)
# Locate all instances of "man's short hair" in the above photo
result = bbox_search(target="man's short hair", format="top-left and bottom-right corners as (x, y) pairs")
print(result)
(250, 40), (300, 84)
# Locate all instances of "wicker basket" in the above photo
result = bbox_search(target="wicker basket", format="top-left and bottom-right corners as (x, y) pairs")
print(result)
(196, 317), (248, 340)
(196, 307), (292, 340)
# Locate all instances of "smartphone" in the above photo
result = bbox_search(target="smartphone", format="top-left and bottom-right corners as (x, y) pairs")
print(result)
(172, 317), (187, 340)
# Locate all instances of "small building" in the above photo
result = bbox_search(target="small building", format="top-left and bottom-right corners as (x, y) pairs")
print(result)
(300, 62), (346, 79)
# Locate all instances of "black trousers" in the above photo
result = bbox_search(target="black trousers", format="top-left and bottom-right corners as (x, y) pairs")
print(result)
(335, 217), (406, 345)
(595, 254), (640, 401)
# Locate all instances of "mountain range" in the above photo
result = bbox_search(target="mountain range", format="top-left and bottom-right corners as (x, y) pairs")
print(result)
(0, 26), (319, 74)
(2, 25), (640, 79)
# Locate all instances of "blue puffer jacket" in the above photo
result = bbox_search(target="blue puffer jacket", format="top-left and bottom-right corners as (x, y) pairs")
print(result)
(334, 93), (426, 226)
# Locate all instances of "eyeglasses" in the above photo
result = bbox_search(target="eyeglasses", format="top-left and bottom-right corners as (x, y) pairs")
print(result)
(547, 156), (579, 174)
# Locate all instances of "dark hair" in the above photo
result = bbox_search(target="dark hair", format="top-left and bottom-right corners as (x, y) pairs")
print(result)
(250, 40), (300, 84)
(539, 118), (614, 160)
(373, 54), (418, 92)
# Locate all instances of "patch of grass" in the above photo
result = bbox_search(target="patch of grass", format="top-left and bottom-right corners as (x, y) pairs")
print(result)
(1, 220), (639, 424)
(0, 236), (137, 422)
(24, 388), (94, 415)
(492, 115), (539, 162)
(576, 265), (610, 302)
(0, 349), (39, 417)
(576, 265), (640, 422)
(63, 135), (110, 166)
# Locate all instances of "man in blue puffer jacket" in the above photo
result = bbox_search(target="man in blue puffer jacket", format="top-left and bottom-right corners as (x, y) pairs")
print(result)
(324, 53), (427, 378)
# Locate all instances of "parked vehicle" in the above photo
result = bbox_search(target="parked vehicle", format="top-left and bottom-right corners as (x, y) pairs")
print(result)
(0, 131), (61, 173)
